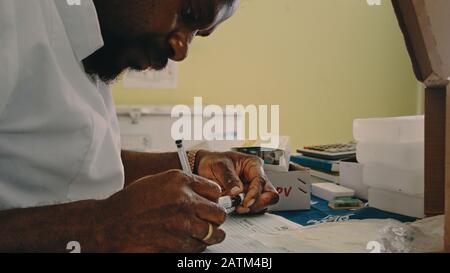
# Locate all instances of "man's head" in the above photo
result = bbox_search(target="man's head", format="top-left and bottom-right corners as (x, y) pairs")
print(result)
(83, 0), (240, 82)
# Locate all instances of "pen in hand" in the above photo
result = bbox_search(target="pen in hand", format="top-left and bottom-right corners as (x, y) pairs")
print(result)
(175, 139), (193, 175)
(175, 140), (245, 214)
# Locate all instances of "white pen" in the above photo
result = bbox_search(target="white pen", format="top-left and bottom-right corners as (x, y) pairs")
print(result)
(175, 140), (245, 214)
(175, 139), (192, 175)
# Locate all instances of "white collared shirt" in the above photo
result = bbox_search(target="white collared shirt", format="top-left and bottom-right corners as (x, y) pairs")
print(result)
(0, 0), (124, 210)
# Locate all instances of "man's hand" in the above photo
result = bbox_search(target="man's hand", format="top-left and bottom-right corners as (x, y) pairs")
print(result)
(100, 170), (227, 253)
(0, 169), (226, 253)
(196, 151), (279, 214)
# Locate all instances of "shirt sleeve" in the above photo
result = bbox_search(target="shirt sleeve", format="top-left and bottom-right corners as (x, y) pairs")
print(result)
(0, 0), (19, 117)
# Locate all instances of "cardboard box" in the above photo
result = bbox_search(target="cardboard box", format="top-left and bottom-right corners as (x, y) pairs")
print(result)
(392, 0), (450, 252)
(267, 171), (311, 212)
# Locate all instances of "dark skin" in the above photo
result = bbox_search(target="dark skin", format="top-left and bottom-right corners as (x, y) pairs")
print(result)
(0, 0), (279, 252)
(122, 150), (280, 214)
(84, 0), (239, 82)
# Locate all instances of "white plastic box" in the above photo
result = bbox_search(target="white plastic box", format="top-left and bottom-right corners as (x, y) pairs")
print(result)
(363, 163), (424, 196)
(354, 116), (424, 193)
(353, 116), (424, 143)
(368, 188), (424, 218)
(311, 183), (355, 202)
(339, 161), (368, 200)
(353, 116), (425, 217)
(356, 142), (424, 170)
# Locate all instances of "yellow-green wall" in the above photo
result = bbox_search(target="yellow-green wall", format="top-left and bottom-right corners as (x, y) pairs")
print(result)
(112, 0), (418, 150)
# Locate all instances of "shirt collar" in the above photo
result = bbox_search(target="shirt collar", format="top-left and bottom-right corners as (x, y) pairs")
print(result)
(54, 0), (104, 61)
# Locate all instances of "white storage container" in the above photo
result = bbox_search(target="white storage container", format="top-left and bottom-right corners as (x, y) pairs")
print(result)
(368, 188), (424, 218)
(356, 142), (424, 170)
(311, 183), (355, 202)
(339, 161), (368, 200)
(353, 115), (425, 217)
(363, 163), (424, 196)
(353, 116), (424, 143)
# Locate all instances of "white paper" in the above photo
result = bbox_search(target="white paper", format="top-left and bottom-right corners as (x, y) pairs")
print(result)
(251, 217), (445, 253)
(123, 61), (178, 89)
(251, 219), (404, 253)
(206, 214), (301, 253)
(208, 215), (444, 253)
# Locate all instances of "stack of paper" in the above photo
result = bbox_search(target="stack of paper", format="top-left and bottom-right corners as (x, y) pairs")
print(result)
(206, 214), (301, 253)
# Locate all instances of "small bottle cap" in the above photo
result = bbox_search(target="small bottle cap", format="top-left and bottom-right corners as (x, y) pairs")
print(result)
(176, 139), (183, 148)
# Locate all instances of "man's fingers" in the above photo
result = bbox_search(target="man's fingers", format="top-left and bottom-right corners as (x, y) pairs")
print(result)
(242, 176), (263, 208)
(210, 159), (244, 196)
(235, 205), (251, 214)
(161, 234), (207, 253)
(194, 196), (227, 226)
(188, 174), (222, 202)
(235, 178), (262, 214)
(239, 156), (269, 207)
(189, 218), (226, 246)
(249, 182), (279, 213)
(182, 238), (208, 253)
(236, 180), (278, 214)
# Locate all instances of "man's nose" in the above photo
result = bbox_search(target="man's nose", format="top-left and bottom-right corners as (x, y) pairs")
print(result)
(168, 29), (197, 62)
